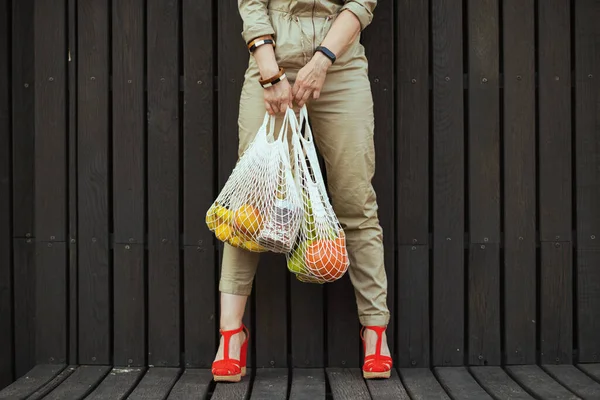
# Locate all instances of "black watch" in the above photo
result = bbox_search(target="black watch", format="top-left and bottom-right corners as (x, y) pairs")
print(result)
(315, 45), (336, 64)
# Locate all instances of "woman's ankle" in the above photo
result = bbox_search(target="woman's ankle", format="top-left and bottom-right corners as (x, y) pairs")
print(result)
(220, 320), (244, 331)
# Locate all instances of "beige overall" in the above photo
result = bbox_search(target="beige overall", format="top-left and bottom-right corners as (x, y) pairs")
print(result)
(220, 0), (389, 327)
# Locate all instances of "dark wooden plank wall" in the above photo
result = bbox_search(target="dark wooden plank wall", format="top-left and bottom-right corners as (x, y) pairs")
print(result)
(1, 0), (600, 387)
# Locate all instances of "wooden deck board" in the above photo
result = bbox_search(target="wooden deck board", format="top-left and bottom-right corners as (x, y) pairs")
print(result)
(166, 369), (212, 399)
(289, 368), (326, 400)
(0, 364), (66, 400)
(86, 368), (145, 400)
(250, 368), (288, 400)
(470, 366), (534, 399)
(543, 364), (600, 399)
(327, 368), (371, 400)
(41, 365), (111, 400)
(398, 368), (450, 400)
(127, 368), (181, 400)
(435, 366), (493, 399)
(366, 369), (410, 400)
(507, 365), (581, 399)
(211, 368), (251, 400)
(27, 366), (77, 400)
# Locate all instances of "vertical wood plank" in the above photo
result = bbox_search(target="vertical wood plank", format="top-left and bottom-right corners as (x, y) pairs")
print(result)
(112, 0), (146, 368)
(538, 0), (573, 365)
(11, 0), (35, 239)
(467, 0), (501, 367)
(0, 0), (12, 387)
(113, 244), (146, 366)
(468, 244), (501, 365)
(396, 0), (430, 368)
(13, 239), (36, 377)
(78, 0), (110, 365)
(183, 247), (215, 368)
(363, 0), (395, 353)
(397, 245), (429, 367)
(396, 0), (429, 246)
(34, 0), (67, 243)
(575, 0), (600, 363)
(538, 0), (572, 242)
(181, 0), (216, 368)
(217, 0), (254, 366)
(468, 0), (500, 244)
(256, 255), (288, 368)
(147, 0), (180, 366)
(577, 250), (600, 363)
(328, 275), (360, 367)
(502, 0), (537, 365)
(541, 242), (572, 364)
(34, 0), (68, 364)
(35, 243), (68, 364)
(431, 0), (465, 367)
(67, 0), (78, 367)
(291, 279), (324, 367)
(113, 0), (145, 244)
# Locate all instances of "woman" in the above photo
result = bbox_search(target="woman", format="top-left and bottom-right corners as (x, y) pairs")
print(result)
(212, 0), (391, 381)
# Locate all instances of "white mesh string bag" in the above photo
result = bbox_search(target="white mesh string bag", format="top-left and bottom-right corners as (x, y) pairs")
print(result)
(206, 109), (303, 253)
(286, 106), (349, 283)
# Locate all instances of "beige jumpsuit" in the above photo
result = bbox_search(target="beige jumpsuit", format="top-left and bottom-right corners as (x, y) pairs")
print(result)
(220, 0), (389, 327)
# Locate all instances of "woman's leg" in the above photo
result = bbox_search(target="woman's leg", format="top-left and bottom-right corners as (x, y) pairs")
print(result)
(214, 65), (267, 362)
(306, 56), (390, 356)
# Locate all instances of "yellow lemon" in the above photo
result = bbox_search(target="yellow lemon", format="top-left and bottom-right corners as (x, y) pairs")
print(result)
(229, 236), (244, 248)
(206, 211), (220, 231)
(215, 224), (233, 242)
(243, 241), (267, 252)
(215, 205), (234, 224)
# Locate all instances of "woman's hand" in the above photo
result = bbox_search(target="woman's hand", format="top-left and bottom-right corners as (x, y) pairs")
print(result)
(263, 78), (293, 115)
(292, 52), (332, 107)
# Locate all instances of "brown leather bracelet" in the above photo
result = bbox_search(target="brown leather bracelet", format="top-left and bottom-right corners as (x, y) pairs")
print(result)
(259, 67), (286, 88)
(247, 36), (276, 53)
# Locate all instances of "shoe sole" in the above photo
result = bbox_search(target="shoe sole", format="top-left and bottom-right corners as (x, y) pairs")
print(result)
(212, 367), (246, 383)
(213, 373), (242, 383)
(363, 370), (391, 379)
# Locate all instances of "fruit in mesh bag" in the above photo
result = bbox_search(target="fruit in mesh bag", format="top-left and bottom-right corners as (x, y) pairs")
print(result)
(243, 240), (267, 252)
(228, 235), (244, 248)
(206, 204), (234, 231)
(287, 240), (311, 274)
(305, 236), (348, 281)
(234, 204), (264, 237)
(215, 224), (234, 242)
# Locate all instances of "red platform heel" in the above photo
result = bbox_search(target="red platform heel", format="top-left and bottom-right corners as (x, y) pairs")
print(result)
(361, 326), (393, 379)
(212, 325), (249, 382)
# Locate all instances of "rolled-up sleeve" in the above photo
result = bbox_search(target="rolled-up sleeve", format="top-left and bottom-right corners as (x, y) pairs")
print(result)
(340, 0), (377, 30)
(238, 0), (276, 43)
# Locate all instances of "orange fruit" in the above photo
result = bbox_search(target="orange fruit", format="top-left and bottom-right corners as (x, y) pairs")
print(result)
(234, 204), (263, 237)
(215, 224), (233, 242)
(305, 237), (348, 281)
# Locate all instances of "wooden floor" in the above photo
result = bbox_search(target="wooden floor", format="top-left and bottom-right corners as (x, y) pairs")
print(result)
(3, 364), (600, 399)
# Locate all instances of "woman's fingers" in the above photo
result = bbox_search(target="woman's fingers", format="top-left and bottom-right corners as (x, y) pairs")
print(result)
(265, 101), (275, 116)
(298, 88), (312, 107)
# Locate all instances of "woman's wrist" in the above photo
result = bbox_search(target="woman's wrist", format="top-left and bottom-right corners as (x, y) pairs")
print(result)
(312, 51), (333, 71)
(253, 45), (280, 79)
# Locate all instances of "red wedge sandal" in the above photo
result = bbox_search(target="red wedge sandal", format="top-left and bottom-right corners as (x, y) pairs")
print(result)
(361, 326), (393, 379)
(212, 325), (249, 382)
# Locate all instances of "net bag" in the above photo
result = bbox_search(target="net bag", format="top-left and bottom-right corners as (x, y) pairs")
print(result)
(206, 109), (303, 253)
(286, 106), (349, 283)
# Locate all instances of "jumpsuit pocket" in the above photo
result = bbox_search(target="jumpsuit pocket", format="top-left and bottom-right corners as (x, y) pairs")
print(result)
(269, 11), (308, 70)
